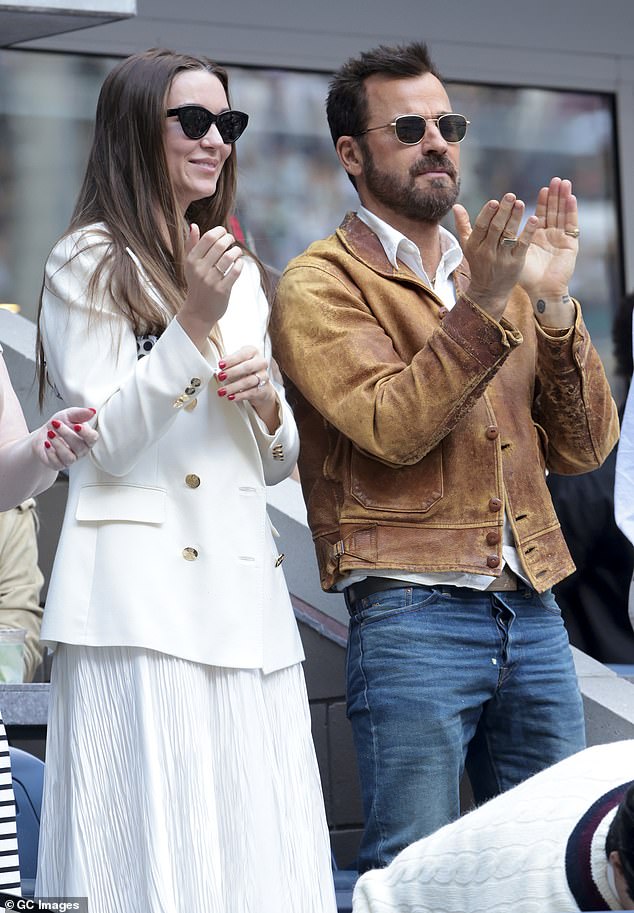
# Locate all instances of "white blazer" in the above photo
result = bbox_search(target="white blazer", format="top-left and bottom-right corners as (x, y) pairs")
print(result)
(39, 227), (303, 674)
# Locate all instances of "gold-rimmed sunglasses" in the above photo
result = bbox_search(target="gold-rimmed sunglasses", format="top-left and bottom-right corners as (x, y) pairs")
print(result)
(354, 113), (470, 145)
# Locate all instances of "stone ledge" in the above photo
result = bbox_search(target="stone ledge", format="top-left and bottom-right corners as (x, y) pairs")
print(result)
(573, 647), (634, 744)
(0, 683), (49, 726)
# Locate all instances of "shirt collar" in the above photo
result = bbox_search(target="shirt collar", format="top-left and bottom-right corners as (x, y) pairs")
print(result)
(356, 205), (463, 287)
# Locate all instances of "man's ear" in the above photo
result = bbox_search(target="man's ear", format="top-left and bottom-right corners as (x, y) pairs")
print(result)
(336, 136), (363, 180)
(610, 850), (624, 875)
(609, 851), (634, 910)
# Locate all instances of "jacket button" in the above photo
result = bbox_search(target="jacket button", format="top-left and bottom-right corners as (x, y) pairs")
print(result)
(190, 377), (202, 387)
(485, 425), (499, 440)
(182, 547), (198, 561)
(487, 555), (500, 568)
(185, 386), (196, 396)
(438, 307), (449, 319)
(185, 474), (201, 489)
(488, 497), (503, 512)
(486, 531), (500, 545)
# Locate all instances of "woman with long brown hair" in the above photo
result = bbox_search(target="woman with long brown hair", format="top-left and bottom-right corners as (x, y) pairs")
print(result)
(35, 48), (336, 912)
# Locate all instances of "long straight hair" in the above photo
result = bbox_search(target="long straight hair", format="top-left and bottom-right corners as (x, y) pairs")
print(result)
(37, 48), (239, 403)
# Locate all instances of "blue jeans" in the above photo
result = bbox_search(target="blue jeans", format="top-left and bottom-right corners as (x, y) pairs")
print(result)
(345, 582), (585, 873)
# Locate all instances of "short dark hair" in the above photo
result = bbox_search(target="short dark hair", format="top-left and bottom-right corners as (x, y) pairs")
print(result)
(606, 783), (634, 903)
(326, 41), (443, 148)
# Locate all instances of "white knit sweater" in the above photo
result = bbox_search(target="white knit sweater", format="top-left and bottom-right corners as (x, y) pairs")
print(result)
(353, 741), (634, 913)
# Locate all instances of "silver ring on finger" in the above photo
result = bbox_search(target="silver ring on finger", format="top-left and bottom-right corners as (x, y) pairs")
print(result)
(215, 261), (233, 277)
(501, 235), (519, 247)
(255, 373), (267, 389)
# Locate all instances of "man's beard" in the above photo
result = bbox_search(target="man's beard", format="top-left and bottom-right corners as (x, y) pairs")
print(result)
(362, 148), (460, 224)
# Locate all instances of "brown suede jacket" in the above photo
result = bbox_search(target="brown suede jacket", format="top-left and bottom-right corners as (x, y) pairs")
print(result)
(270, 213), (619, 593)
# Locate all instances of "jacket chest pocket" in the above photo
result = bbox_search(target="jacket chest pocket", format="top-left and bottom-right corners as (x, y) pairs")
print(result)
(349, 445), (443, 514)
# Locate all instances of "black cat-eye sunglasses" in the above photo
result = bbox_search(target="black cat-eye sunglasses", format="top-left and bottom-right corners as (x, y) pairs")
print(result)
(165, 105), (249, 144)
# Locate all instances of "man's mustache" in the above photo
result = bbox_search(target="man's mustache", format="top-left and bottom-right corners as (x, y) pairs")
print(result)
(410, 155), (458, 180)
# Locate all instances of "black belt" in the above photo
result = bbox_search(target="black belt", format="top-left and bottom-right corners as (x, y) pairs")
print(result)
(344, 568), (519, 606)
(344, 576), (420, 605)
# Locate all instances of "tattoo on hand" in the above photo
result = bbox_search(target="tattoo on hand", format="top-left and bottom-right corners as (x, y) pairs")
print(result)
(536, 299), (546, 314)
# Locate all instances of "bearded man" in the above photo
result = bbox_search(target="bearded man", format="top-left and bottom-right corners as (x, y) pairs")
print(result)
(270, 41), (618, 874)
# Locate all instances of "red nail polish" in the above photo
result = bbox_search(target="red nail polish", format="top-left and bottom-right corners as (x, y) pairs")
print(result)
(227, 393), (236, 401)
(52, 419), (61, 429)
(218, 361), (226, 370)
(89, 408), (96, 414)
(217, 372), (228, 381)
(47, 430), (56, 439)
(218, 389), (227, 397)
(74, 424), (82, 432)
(44, 440), (51, 450)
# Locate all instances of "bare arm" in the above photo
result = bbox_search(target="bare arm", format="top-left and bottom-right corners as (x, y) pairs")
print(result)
(0, 356), (98, 510)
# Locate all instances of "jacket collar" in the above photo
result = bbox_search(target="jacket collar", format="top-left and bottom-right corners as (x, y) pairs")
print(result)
(335, 211), (471, 294)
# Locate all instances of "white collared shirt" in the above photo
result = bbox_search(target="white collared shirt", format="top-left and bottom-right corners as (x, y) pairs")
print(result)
(339, 207), (529, 591)
(357, 205), (462, 308)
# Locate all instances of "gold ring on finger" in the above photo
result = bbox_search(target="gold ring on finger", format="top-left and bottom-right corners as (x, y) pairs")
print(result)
(564, 228), (580, 238)
(501, 236), (519, 246)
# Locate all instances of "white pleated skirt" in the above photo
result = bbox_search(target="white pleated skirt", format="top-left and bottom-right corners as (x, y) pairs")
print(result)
(36, 646), (337, 913)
